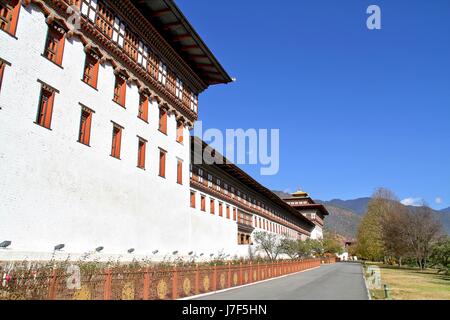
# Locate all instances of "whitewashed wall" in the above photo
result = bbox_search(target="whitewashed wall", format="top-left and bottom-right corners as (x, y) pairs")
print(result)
(0, 5), (195, 260)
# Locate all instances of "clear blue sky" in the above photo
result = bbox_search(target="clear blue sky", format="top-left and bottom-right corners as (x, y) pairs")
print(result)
(177, 0), (450, 209)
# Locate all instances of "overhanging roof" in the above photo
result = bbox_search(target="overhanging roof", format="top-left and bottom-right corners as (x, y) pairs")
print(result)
(288, 203), (330, 216)
(191, 137), (316, 230)
(131, 0), (232, 87)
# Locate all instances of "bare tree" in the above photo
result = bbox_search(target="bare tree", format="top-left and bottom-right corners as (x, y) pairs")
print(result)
(404, 206), (443, 270)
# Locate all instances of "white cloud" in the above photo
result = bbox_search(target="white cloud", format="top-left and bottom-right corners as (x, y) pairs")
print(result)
(401, 197), (423, 207)
(435, 197), (443, 205)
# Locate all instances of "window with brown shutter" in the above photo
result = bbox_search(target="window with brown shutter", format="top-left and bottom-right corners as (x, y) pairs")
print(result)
(159, 107), (167, 134)
(159, 149), (166, 178)
(0, 0), (21, 37)
(83, 53), (99, 89)
(176, 121), (184, 144)
(36, 85), (56, 129)
(111, 123), (122, 159)
(113, 75), (126, 107)
(190, 191), (196, 209)
(233, 208), (237, 221)
(201, 195), (206, 212)
(219, 202), (223, 217)
(138, 94), (148, 122)
(78, 107), (93, 146)
(137, 138), (146, 169)
(44, 24), (66, 66)
(0, 62), (4, 93)
(226, 205), (230, 219)
(177, 159), (183, 185)
(210, 199), (215, 215)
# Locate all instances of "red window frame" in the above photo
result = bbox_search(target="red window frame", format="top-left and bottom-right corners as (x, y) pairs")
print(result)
(226, 206), (230, 219)
(176, 121), (184, 144)
(44, 24), (65, 66)
(159, 149), (166, 178)
(138, 94), (149, 122)
(159, 107), (167, 134)
(201, 196), (206, 212)
(190, 191), (196, 209)
(83, 53), (99, 89)
(0, 0), (21, 37)
(0, 62), (5, 93)
(111, 123), (122, 159)
(233, 208), (237, 221)
(137, 138), (146, 169)
(177, 159), (183, 185)
(113, 75), (126, 107)
(219, 202), (223, 217)
(210, 199), (215, 215)
(36, 85), (56, 129)
(78, 107), (93, 146)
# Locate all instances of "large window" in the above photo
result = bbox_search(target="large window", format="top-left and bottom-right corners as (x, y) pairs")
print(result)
(0, 61), (4, 93)
(138, 94), (148, 122)
(0, 0), (21, 36)
(176, 121), (183, 144)
(158, 61), (167, 86)
(36, 83), (56, 129)
(137, 41), (148, 69)
(44, 24), (66, 66)
(190, 92), (198, 113)
(113, 75), (126, 107)
(81, 0), (98, 22)
(78, 106), (93, 146)
(177, 159), (183, 185)
(112, 17), (125, 47)
(159, 149), (166, 178)
(83, 52), (100, 88)
(111, 123), (122, 159)
(158, 107), (167, 134)
(176, 78), (183, 100)
(137, 137), (146, 170)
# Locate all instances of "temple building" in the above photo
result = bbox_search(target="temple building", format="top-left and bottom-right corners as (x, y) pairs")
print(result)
(0, 0), (326, 261)
(282, 191), (329, 240)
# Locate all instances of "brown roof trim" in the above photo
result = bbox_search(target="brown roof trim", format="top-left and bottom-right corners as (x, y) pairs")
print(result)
(288, 203), (330, 216)
(191, 137), (316, 229)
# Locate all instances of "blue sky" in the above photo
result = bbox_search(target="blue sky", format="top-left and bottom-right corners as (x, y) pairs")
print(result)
(177, 0), (450, 209)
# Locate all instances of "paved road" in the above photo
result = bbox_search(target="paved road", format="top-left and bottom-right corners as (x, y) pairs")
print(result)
(195, 263), (368, 300)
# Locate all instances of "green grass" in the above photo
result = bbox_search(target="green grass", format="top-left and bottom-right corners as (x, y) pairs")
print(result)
(365, 263), (450, 300)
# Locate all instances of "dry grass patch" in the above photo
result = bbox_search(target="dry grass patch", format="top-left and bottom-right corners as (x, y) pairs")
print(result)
(367, 264), (450, 300)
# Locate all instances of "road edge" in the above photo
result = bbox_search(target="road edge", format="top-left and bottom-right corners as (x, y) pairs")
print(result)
(178, 266), (321, 300)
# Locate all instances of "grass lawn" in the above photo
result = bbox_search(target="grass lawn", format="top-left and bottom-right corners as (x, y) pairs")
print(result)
(365, 263), (450, 300)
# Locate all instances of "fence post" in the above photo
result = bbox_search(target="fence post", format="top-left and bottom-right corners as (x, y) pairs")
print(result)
(103, 269), (112, 300)
(172, 266), (178, 300)
(143, 267), (151, 300)
(213, 264), (217, 291)
(228, 263), (231, 288)
(48, 269), (57, 300)
(249, 262), (253, 283)
(195, 264), (199, 295)
(239, 262), (243, 285)
(257, 262), (260, 281)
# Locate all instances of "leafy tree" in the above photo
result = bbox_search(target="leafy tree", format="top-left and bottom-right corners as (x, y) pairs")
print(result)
(253, 231), (284, 261)
(429, 236), (450, 274)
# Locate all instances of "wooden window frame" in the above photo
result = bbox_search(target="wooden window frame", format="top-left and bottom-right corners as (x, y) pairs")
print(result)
(35, 82), (57, 130)
(113, 74), (126, 107)
(82, 52), (100, 89)
(175, 77), (183, 100)
(138, 94), (149, 122)
(78, 105), (93, 146)
(190, 191), (196, 209)
(158, 61), (167, 86)
(158, 148), (166, 178)
(177, 158), (183, 185)
(176, 121), (184, 144)
(0, 0), (21, 37)
(158, 107), (167, 134)
(43, 23), (66, 67)
(226, 206), (230, 219)
(80, 0), (98, 23)
(201, 195), (206, 212)
(110, 122), (123, 159)
(137, 137), (147, 170)
(219, 202), (223, 217)
(0, 61), (5, 93)
(210, 199), (215, 215)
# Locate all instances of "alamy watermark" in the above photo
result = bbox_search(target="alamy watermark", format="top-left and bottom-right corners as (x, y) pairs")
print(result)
(193, 121), (280, 176)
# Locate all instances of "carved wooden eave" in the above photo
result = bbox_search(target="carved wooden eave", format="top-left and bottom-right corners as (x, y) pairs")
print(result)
(23, 0), (199, 123)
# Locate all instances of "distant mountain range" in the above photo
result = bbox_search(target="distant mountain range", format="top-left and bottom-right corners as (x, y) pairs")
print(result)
(272, 191), (450, 239)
